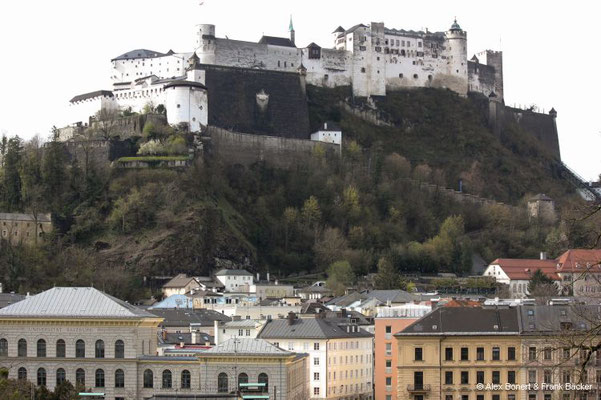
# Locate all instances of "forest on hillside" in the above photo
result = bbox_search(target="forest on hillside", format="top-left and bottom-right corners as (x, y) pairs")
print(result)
(0, 87), (598, 301)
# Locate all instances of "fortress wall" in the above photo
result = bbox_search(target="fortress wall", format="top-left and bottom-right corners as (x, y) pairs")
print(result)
(214, 39), (300, 72)
(468, 61), (496, 96)
(505, 107), (561, 159)
(202, 64), (310, 139)
(207, 126), (340, 167)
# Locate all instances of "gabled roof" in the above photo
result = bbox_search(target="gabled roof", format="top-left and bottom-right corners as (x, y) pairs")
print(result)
(397, 307), (519, 335)
(258, 317), (373, 339)
(518, 305), (601, 334)
(148, 308), (231, 327)
(306, 42), (321, 49)
(332, 26), (345, 33)
(163, 274), (197, 289)
(556, 249), (601, 273)
(111, 49), (166, 61)
(0, 213), (51, 223)
(69, 90), (113, 103)
(0, 293), (26, 309)
(258, 36), (296, 48)
(489, 259), (560, 280)
(0, 287), (156, 319)
(345, 24), (367, 34)
(215, 269), (253, 277)
(203, 338), (292, 356)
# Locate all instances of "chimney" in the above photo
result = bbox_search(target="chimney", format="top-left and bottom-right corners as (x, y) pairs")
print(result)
(324, 122), (328, 130)
(267, 272), (270, 282)
(191, 331), (198, 344)
(287, 311), (296, 325)
(214, 320), (220, 345)
(257, 273), (260, 281)
(341, 308), (347, 317)
(540, 252), (547, 260)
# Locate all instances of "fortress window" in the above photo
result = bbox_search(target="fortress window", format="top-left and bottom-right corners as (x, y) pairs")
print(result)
(361, 68), (366, 73)
(377, 57), (380, 61)
(418, 42), (422, 47)
(428, 75), (433, 81)
(402, 40), (405, 46)
(399, 73), (403, 78)
(413, 74), (418, 79)
(177, 104), (181, 108)
(324, 74), (329, 80)
(284, 61), (287, 67)
(278, 61), (281, 67)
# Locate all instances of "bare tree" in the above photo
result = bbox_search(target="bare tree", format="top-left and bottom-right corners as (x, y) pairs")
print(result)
(93, 107), (121, 140)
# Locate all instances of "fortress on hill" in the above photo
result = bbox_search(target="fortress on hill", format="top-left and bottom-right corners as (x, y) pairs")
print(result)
(65, 18), (561, 161)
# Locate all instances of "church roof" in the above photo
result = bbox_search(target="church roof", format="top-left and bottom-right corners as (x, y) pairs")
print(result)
(0, 287), (157, 319)
(111, 49), (166, 61)
(69, 90), (113, 103)
(450, 18), (462, 31)
(258, 36), (296, 48)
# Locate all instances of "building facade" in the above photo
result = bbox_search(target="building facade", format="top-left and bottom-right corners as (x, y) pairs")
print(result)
(0, 212), (52, 245)
(0, 287), (308, 400)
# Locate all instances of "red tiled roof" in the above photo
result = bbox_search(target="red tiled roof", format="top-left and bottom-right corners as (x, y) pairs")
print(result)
(490, 259), (560, 280)
(441, 299), (482, 308)
(556, 249), (601, 273)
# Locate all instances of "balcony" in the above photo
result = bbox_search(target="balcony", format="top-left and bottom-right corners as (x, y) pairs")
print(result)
(408, 384), (431, 393)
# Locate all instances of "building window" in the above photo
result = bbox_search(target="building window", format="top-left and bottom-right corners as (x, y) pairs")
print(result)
(529, 347), (537, 361)
(509, 395), (516, 400)
(314, 357), (320, 366)
(544, 369), (552, 383)
(493, 395), (500, 400)
(508, 347), (516, 360)
(462, 396), (468, 400)
(0, 339), (7, 357)
(95, 340), (105, 358)
(37, 368), (46, 386)
(36, 339), (46, 357)
(56, 339), (65, 358)
(76, 339), (85, 358)
(529, 370), (537, 384)
(314, 343), (320, 351)
(115, 369), (125, 388)
(18, 367), (27, 380)
(314, 372), (320, 381)
(413, 74), (418, 79)
(76, 368), (85, 386)
(492, 371), (500, 384)
(162, 370), (172, 388)
(361, 67), (366, 73)
(238, 372), (248, 386)
(461, 347), (468, 360)
(18, 338), (27, 357)
(476, 347), (484, 360)
(115, 340), (124, 358)
(446, 396), (453, 400)
(445, 371), (453, 384)
(461, 371), (469, 384)
(492, 347), (500, 360)
(181, 370), (191, 389)
(95, 369), (105, 388)
(414, 371), (424, 389)
(386, 343), (392, 356)
(314, 387), (320, 395)
(508, 370), (516, 384)
(218, 373), (228, 392)
(445, 347), (453, 361)
(415, 347), (423, 361)
(144, 369), (154, 388)
(258, 373), (268, 390)
(476, 371), (484, 384)
(56, 368), (66, 385)
(544, 347), (552, 360)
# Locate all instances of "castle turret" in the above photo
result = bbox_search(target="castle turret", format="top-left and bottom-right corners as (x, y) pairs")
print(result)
(164, 80), (208, 132)
(289, 16), (295, 46)
(445, 18), (468, 95)
(332, 26), (345, 49)
(186, 53), (205, 84)
(195, 24), (216, 65)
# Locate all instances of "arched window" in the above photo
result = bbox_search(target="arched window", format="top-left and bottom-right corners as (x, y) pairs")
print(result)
(143, 369), (153, 388)
(37, 368), (46, 386)
(162, 370), (172, 388)
(95, 369), (105, 388)
(95, 340), (105, 358)
(18, 339), (27, 357)
(56, 368), (66, 385)
(115, 369), (125, 388)
(0, 338), (7, 356)
(18, 367), (27, 380)
(258, 373), (269, 390)
(56, 339), (65, 357)
(238, 372), (249, 386)
(218, 372), (228, 393)
(115, 340), (124, 358)
(37, 339), (46, 357)
(76, 368), (85, 386)
(181, 370), (191, 389)
(76, 340), (85, 358)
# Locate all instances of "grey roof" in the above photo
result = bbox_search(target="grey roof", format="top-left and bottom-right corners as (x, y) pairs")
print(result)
(0, 293), (26, 309)
(0, 287), (157, 319)
(258, 36), (296, 48)
(163, 274), (196, 289)
(332, 26), (345, 33)
(111, 49), (166, 61)
(397, 307), (519, 336)
(364, 289), (415, 303)
(215, 269), (253, 277)
(0, 213), (51, 223)
(203, 338), (292, 356)
(518, 305), (601, 334)
(149, 308), (231, 327)
(161, 332), (213, 345)
(345, 24), (367, 34)
(70, 90), (113, 103)
(258, 317), (373, 339)
(163, 80), (207, 90)
(224, 319), (261, 328)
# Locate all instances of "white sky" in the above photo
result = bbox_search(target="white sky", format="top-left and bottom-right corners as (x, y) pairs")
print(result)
(0, 0), (599, 180)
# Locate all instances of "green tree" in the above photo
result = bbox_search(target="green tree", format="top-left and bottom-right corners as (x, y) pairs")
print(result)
(2, 136), (23, 211)
(326, 260), (355, 296)
(528, 269), (554, 294)
(314, 227), (349, 271)
(374, 257), (400, 290)
(42, 128), (68, 213)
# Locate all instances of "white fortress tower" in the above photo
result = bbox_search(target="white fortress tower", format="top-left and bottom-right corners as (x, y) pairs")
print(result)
(445, 19), (468, 95)
(196, 24), (216, 64)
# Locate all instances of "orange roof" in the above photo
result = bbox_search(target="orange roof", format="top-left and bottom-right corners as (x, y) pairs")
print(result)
(490, 259), (560, 280)
(441, 299), (482, 308)
(556, 249), (601, 273)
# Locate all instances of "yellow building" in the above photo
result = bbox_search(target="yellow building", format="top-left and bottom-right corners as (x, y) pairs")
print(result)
(395, 307), (523, 400)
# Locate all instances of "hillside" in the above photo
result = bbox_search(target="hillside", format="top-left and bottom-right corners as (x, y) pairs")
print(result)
(0, 87), (597, 301)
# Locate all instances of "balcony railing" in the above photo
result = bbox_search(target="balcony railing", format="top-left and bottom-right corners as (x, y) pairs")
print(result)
(408, 384), (431, 392)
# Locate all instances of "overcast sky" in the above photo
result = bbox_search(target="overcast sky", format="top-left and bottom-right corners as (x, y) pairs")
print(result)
(0, 0), (599, 180)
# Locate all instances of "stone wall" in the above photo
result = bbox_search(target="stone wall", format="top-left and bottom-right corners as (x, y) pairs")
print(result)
(201, 64), (311, 139)
(205, 127), (340, 168)
(505, 106), (560, 159)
